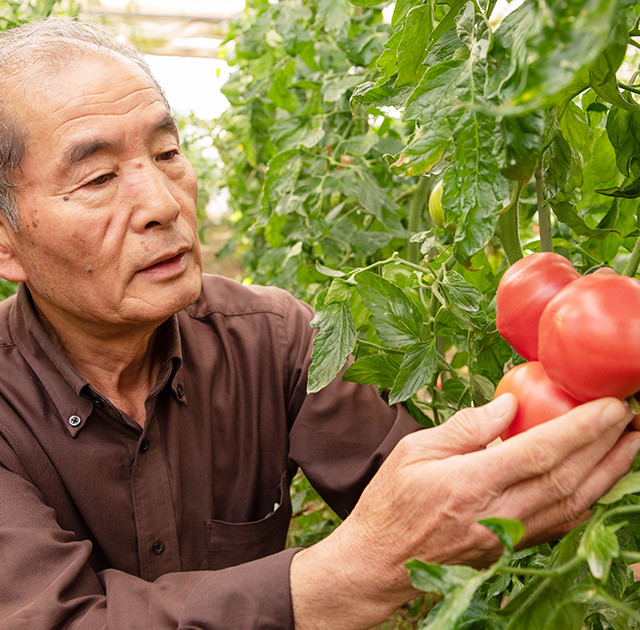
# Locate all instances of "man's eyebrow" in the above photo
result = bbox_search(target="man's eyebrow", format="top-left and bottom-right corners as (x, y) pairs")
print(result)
(155, 113), (180, 139)
(63, 139), (115, 168)
(59, 113), (180, 171)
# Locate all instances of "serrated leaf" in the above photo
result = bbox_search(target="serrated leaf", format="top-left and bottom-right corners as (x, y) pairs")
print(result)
(315, 262), (345, 279)
(395, 5), (432, 87)
(342, 353), (401, 389)
(325, 278), (354, 304)
(470, 373), (495, 406)
(478, 517), (525, 553)
(491, 0), (619, 115)
(596, 175), (640, 199)
(440, 270), (483, 312)
(401, 5), (511, 260)
(308, 301), (356, 393)
(495, 110), (546, 181)
(389, 340), (438, 404)
(597, 471), (640, 506)
(441, 376), (471, 407)
(322, 72), (367, 103)
(407, 559), (491, 630)
(606, 107), (640, 177)
(579, 521), (619, 579)
(355, 272), (423, 348)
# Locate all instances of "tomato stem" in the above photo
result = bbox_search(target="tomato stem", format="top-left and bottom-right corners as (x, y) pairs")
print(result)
(627, 394), (640, 413)
(535, 167), (554, 252)
(495, 182), (525, 265)
(622, 233), (640, 277)
(407, 177), (432, 264)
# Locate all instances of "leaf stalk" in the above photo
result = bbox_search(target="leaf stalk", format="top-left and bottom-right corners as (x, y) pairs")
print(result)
(495, 182), (525, 265)
(535, 167), (553, 252)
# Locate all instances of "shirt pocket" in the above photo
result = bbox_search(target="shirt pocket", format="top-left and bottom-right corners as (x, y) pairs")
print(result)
(204, 472), (292, 571)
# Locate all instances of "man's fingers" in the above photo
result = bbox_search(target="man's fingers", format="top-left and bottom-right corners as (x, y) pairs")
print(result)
(497, 424), (640, 526)
(480, 398), (633, 489)
(413, 394), (517, 458)
(520, 430), (640, 540)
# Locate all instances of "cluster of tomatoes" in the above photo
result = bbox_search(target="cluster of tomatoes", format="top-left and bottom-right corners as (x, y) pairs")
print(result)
(495, 252), (640, 439)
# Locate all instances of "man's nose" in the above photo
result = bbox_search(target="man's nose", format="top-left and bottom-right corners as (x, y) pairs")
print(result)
(127, 160), (181, 231)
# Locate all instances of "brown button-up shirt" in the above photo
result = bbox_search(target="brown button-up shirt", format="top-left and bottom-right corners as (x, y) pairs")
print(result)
(0, 274), (421, 629)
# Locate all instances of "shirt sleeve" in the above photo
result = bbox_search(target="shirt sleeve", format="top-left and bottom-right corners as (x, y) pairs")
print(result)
(282, 290), (424, 518)
(0, 464), (298, 629)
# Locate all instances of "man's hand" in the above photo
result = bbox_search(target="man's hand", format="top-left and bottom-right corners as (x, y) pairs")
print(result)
(291, 394), (640, 630)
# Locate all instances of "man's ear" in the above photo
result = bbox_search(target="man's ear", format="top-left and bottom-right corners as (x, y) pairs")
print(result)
(0, 219), (27, 283)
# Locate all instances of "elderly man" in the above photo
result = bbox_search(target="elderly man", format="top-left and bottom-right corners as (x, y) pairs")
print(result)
(0, 16), (637, 629)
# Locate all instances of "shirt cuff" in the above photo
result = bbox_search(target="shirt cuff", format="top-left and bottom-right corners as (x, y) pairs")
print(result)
(178, 548), (302, 629)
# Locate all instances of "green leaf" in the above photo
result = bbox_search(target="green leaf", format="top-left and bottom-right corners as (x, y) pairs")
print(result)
(317, 0), (351, 40)
(597, 471), (640, 506)
(355, 271), (424, 348)
(470, 373), (495, 406)
(441, 376), (471, 407)
(395, 5), (432, 87)
(267, 58), (300, 112)
(325, 278), (354, 303)
(406, 559), (492, 629)
(389, 340), (438, 404)
(606, 106), (640, 177)
(322, 72), (367, 103)
(342, 353), (401, 390)
(597, 175), (640, 199)
(401, 5), (511, 260)
(407, 559), (480, 594)
(579, 520), (620, 580)
(478, 517), (525, 553)
(495, 110), (546, 181)
(308, 300), (356, 393)
(315, 262), (346, 279)
(492, 0), (619, 115)
(440, 270), (483, 313)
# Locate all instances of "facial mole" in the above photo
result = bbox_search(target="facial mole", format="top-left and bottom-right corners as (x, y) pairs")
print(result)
(31, 220), (38, 229)
(63, 195), (70, 201)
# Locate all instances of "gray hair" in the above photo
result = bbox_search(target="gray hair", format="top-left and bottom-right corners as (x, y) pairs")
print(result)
(0, 17), (169, 229)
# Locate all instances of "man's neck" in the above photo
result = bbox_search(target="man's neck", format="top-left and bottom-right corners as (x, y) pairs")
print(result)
(33, 301), (163, 427)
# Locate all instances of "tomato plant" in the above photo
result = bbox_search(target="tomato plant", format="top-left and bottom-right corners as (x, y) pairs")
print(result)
(494, 361), (581, 440)
(215, 0), (640, 626)
(539, 273), (640, 401)
(496, 252), (580, 361)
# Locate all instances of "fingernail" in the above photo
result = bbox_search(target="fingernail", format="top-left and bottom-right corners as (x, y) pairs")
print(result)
(600, 400), (627, 427)
(490, 393), (515, 417)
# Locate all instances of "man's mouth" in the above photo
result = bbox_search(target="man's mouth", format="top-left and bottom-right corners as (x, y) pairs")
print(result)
(140, 249), (189, 274)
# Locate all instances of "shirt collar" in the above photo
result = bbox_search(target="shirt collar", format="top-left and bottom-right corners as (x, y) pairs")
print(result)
(9, 284), (186, 436)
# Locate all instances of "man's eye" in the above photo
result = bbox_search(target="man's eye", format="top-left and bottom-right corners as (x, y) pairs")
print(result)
(158, 149), (179, 161)
(87, 173), (115, 186)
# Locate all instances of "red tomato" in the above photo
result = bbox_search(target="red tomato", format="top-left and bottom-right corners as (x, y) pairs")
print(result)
(538, 273), (640, 401)
(495, 361), (581, 440)
(496, 253), (579, 361)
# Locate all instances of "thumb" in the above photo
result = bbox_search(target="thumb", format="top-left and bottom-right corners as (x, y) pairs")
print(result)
(420, 394), (517, 458)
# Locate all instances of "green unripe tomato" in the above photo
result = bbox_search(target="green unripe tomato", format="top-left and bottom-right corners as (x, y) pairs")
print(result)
(429, 180), (444, 228)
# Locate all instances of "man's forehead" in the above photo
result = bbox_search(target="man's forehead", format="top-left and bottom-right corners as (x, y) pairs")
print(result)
(14, 53), (174, 153)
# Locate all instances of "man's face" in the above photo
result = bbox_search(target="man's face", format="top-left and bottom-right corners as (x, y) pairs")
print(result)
(4, 52), (202, 333)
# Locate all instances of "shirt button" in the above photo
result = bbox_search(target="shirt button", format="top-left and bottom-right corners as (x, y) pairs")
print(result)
(151, 540), (165, 556)
(68, 415), (81, 427)
(176, 384), (185, 398)
(139, 439), (150, 453)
